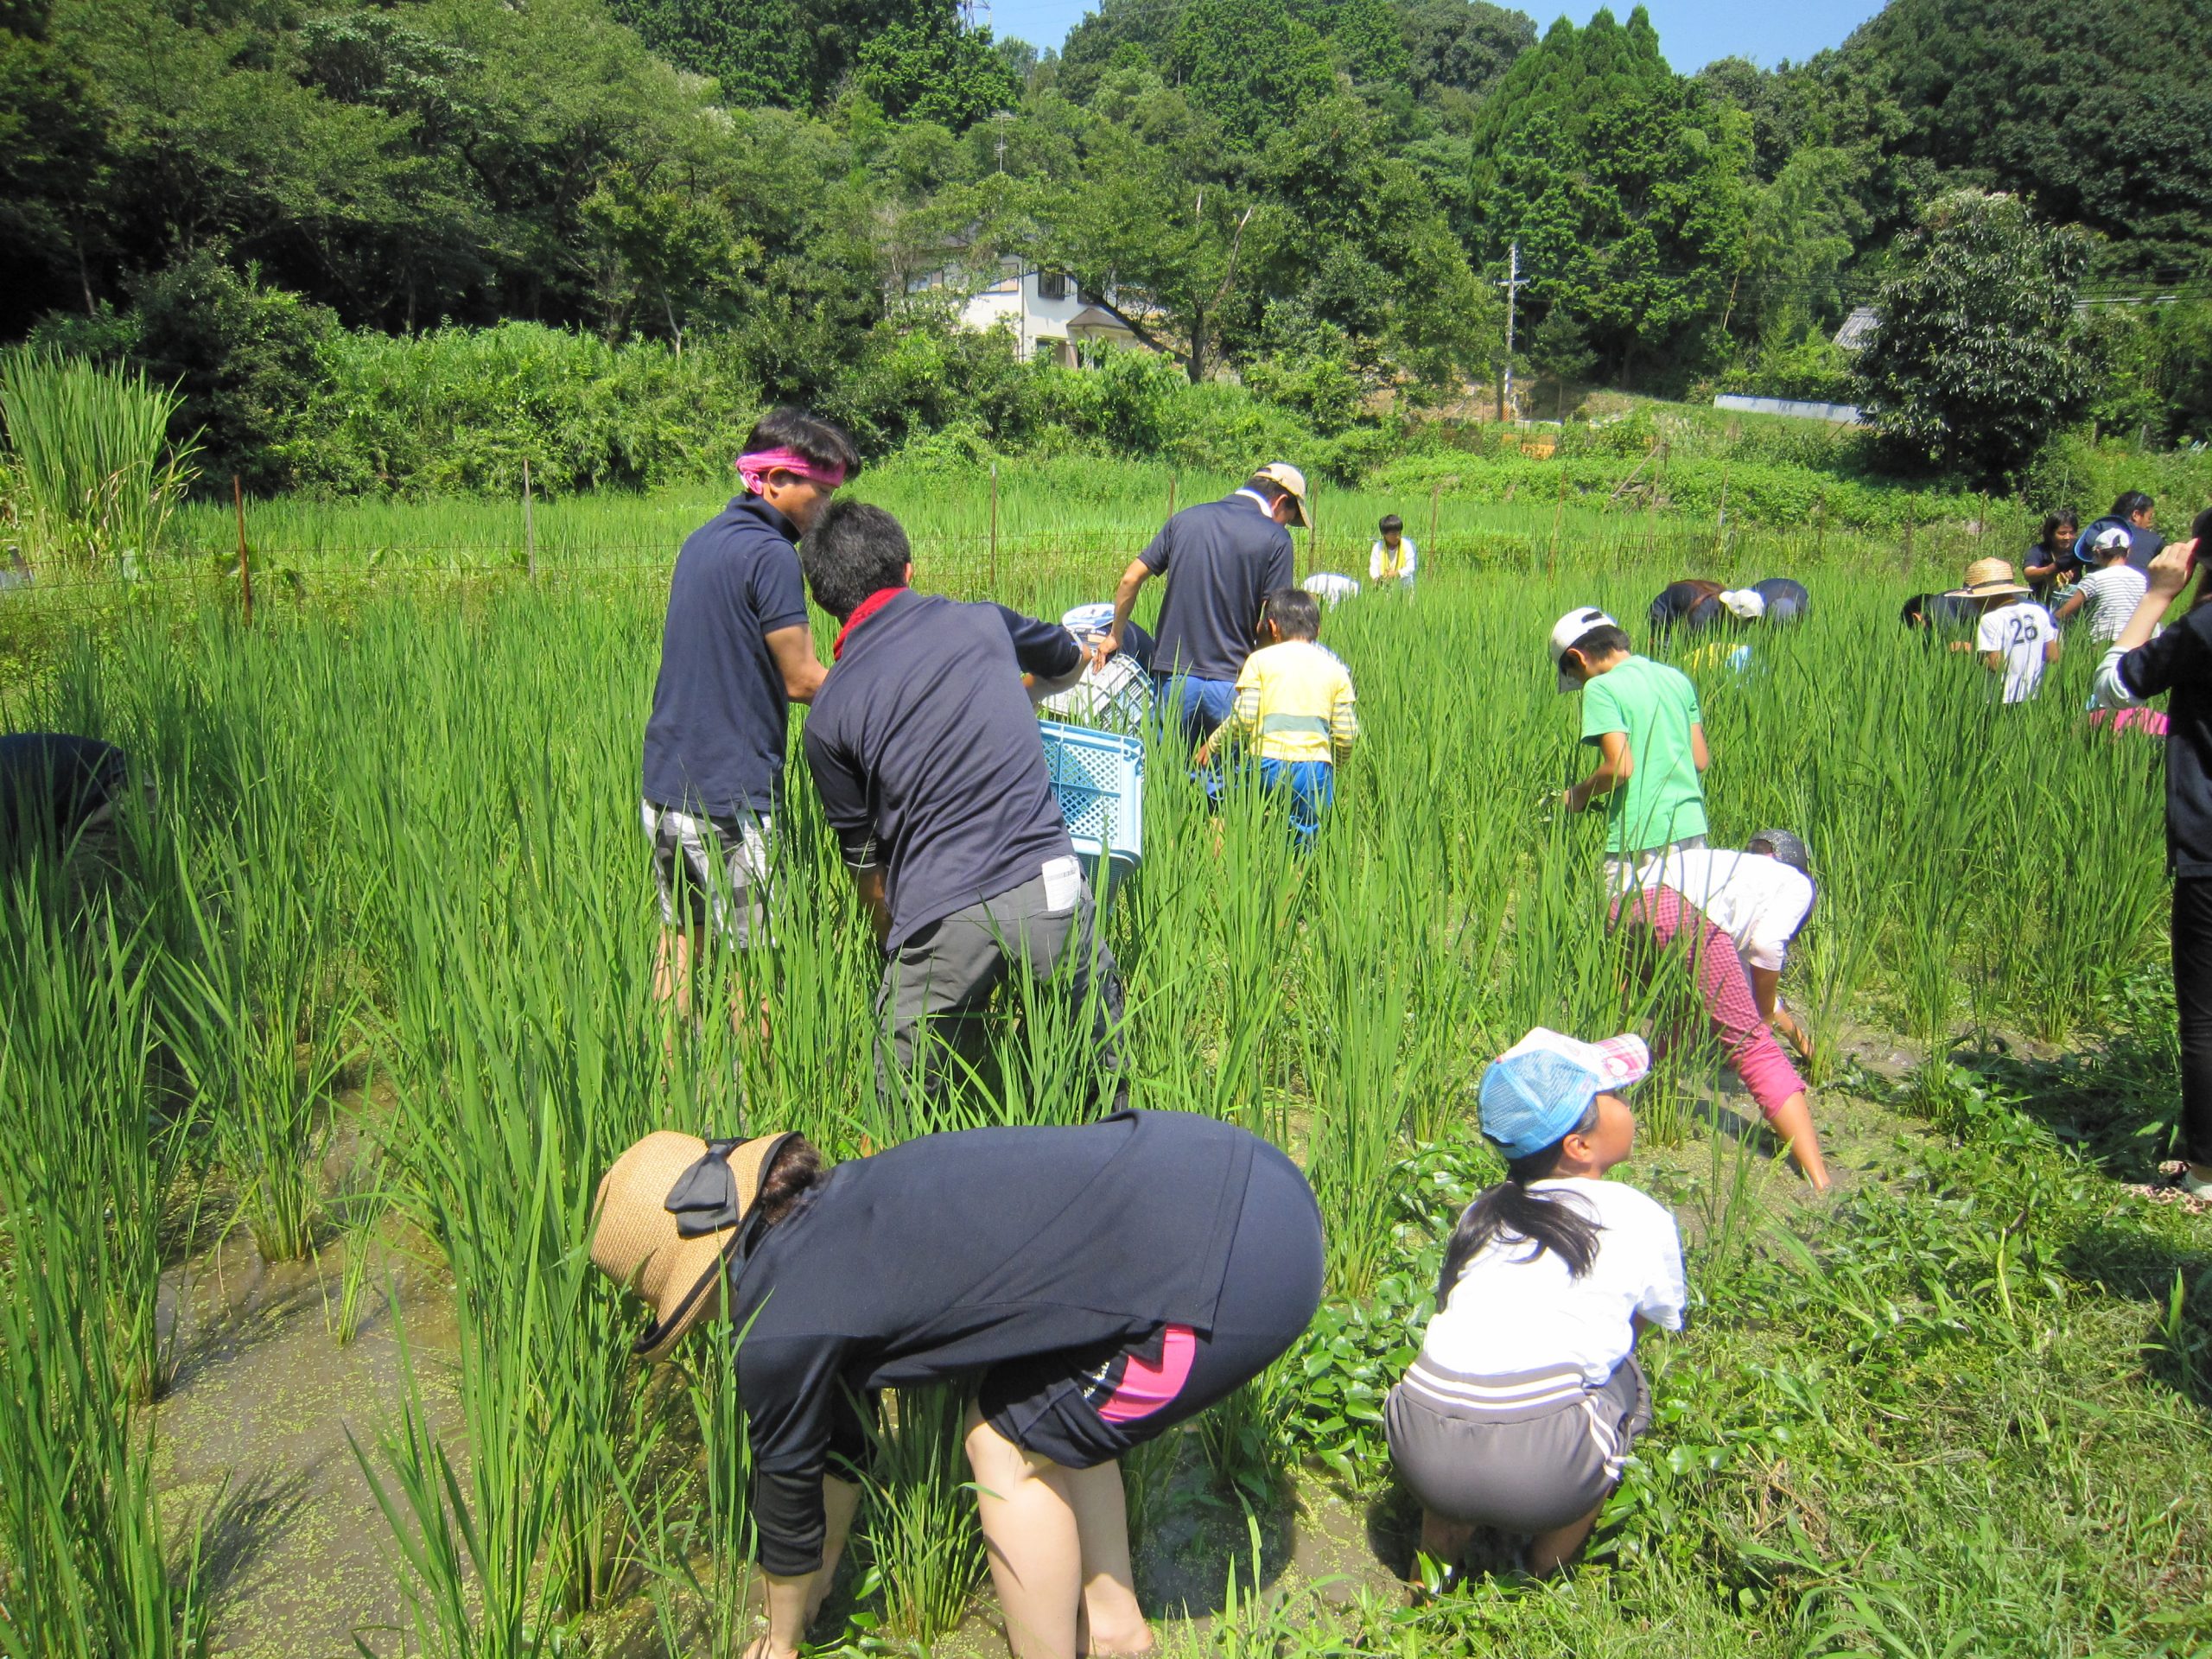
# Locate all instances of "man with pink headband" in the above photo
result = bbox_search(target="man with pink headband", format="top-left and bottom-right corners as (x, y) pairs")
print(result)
(641, 407), (860, 1043)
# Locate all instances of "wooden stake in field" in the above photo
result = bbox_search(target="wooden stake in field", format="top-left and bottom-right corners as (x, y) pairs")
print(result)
(1901, 498), (1916, 577)
(1815, 493), (1827, 561)
(1547, 463), (1567, 575)
(1428, 479), (1441, 569)
(1166, 473), (1177, 522)
(233, 474), (253, 626)
(1714, 454), (1732, 558)
(523, 458), (537, 582)
(989, 461), (1000, 594)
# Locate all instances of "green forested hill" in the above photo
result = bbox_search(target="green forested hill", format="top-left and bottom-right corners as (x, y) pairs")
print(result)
(1835, 0), (2212, 280)
(1, 0), (2207, 487)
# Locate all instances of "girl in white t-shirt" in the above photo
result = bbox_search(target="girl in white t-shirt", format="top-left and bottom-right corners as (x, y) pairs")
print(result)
(1386, 1028), (1685, 1581)
(1614, 830), (1834, 1190)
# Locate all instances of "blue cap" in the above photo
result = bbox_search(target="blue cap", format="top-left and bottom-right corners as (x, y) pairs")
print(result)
(1477, 1028), (1650, 1160)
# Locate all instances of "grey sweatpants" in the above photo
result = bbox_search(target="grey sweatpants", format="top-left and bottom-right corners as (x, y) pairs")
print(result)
(1385, 1355), (1650, 1534)
(875, 858), (1128, 1117)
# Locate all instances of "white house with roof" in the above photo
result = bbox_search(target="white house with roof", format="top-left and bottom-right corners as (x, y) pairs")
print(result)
(908, 256), (1147, 365)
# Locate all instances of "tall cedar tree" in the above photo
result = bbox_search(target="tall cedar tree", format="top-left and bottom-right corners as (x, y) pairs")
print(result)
(1465, 6), (1751, 385)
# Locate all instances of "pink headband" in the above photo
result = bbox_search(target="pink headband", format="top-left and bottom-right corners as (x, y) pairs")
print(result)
(736, 448), (848, 495)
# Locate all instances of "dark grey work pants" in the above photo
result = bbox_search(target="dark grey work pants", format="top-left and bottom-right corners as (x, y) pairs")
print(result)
(874, 861), (1128, 1116)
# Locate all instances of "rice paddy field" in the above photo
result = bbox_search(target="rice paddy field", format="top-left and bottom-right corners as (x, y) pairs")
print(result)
(3, 464), (2211, 1659)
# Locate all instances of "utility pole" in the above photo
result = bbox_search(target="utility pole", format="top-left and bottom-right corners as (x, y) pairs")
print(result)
(1496, 240), (1526, 424)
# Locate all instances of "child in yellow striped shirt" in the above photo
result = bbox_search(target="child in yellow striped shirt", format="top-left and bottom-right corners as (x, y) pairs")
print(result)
(1196, 588), (1358, 845)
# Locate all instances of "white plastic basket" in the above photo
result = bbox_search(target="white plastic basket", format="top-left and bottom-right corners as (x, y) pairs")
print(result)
(1037, 719), (1144, 894)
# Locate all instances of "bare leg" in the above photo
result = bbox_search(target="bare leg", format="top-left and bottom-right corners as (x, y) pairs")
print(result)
(652, 925), (699, 1025)
(1524, 1503), (1603, 1575)
(966, 1409), (1082, 1659)
(1059, 1460), (1152, 1656)
(1414, 1508), (1476, 1584)
(1765, 1091), (1833, 1191)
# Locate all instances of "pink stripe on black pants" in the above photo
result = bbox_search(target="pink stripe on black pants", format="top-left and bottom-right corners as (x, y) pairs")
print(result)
(1611, 885), (1805, 1120)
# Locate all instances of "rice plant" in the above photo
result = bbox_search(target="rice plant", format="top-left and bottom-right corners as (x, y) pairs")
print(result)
(0, 348), (197, 572)
(859, 1384), (988, 1646)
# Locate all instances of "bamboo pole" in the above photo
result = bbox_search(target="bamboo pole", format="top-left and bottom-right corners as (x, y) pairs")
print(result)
(1548, 463), (1567, 575)
(233, 475), (253, 626)
(523, 459), (537, 582)
(989, 461), (1000, 594)
(1428, 479), (1441, 568)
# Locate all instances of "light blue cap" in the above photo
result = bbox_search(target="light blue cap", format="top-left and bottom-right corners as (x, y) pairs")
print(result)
(1477, 1028), (1649, 1160)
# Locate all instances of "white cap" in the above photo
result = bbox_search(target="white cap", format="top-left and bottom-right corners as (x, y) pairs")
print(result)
(1548, 607), (1618, 692)
(2093, 526), (2132, 554)
(1719, 588), (1767, 620)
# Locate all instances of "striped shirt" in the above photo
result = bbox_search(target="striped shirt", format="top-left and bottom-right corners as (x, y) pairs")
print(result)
(1224, 639), (1359, 764)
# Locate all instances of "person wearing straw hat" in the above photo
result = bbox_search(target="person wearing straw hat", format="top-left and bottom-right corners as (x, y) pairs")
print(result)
(641, 407), (860, 1042)
(1091, 463), (1307, 748)
(1385, 1029), (1685, 1583)
(1948, 557), (2060, 703)
(590, 1111), (1325, 1659)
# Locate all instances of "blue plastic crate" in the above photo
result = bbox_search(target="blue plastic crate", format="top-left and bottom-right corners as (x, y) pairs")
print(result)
(1037, 720), (1143, 888)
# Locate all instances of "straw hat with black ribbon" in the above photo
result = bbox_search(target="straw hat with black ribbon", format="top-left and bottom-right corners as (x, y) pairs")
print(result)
(591, 1129), (796, 1362)
(1947, 557), (2030, 600)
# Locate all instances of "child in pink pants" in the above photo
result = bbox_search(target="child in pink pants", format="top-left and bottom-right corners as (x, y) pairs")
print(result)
(1611, 832), (1833, 1190)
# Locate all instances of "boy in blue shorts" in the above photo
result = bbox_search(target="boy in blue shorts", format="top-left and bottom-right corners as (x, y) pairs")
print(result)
(1197, 588), (1359, 847)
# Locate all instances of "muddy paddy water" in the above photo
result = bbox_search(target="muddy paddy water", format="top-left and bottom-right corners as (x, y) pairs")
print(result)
(149, 1231), (1411, 1657)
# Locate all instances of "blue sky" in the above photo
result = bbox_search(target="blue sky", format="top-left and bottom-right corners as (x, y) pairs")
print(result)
(982, 0), (1888, 74)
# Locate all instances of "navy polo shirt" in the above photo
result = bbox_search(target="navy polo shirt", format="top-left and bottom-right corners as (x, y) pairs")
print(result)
(1140, 495), (1295, 682)
(641, 494), (812, 819)
(804, 590), (1082, 950)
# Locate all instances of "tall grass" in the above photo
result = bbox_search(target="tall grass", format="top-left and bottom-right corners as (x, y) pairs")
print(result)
(0, 519), (2190, 1654)
(0, 348), (198, 572)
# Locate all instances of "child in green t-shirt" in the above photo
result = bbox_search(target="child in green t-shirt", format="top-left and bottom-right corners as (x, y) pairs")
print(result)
(1547, 607), (1711, 886)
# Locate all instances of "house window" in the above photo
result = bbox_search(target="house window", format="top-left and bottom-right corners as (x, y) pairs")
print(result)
(1038, 270), (1071, 301)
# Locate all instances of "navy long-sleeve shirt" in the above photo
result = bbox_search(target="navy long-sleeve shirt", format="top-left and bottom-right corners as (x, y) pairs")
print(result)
(728, 1112), (1261, 1575)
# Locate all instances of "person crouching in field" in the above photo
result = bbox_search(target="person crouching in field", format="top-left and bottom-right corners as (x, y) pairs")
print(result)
(1194, 588), (1358, 849)
(591, 1111), (1325, 1659)
(1550, 607), (1710, 888)
(2056, 526), (2149, 646)
(1949, 558), (2059, 704)
(1385, 1029), (1685, 1583)
(640, 409), (855, 1046)
(1612, 833), (1834, 1190)
(1370, 513), (1417, 592)
(798, 501), (1126, 1116)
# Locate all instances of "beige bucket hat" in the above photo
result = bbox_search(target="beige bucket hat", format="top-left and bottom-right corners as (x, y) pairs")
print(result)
(591, 1129), (796, 1362)
(1948, 557), (2029, 600)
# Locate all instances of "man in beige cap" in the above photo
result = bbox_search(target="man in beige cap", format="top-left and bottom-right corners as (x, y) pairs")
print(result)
(1091, 463), (1306, 748)
(1948, 556), (2060, 703)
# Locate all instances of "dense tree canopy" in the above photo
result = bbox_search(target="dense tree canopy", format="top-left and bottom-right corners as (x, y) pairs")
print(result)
(1856, 188), (2092, 480)
(1, 0), (2207, 486)
(1467, 9), (1750, 385)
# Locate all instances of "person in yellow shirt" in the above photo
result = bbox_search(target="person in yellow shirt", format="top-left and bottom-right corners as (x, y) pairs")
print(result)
(1196, 588), (1358, 847)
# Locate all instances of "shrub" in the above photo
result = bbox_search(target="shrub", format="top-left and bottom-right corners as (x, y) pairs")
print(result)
(279, 323), (758, 496)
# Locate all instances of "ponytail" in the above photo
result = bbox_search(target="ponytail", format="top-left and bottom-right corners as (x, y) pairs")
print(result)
(1434, 1103), (1603, 1306)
